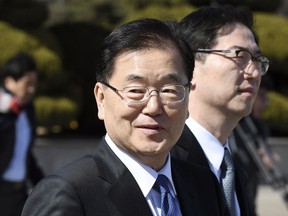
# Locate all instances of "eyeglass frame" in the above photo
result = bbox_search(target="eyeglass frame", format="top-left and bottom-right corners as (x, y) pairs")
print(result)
(195, 49), (269, 76)
(99, 81), (191, 105)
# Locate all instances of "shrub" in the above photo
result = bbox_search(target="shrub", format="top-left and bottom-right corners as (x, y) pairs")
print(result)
(254, 13), (288, 61)
(262, 91), (288, 135)
(34, 96), (78, 129)
(0, 21), (62, 76)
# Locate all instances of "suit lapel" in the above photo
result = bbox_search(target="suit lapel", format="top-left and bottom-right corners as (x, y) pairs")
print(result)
(234, 163), (251, 216)
(177, 125), (211, 168)
(108, 169), (153, 216)
(95, 139), (152, 216)
(171, 161), (195, 216)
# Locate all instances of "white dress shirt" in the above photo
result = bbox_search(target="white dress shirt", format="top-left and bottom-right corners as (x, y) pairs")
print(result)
(105, 134), (178, 216)
(186, 117), (240, 216)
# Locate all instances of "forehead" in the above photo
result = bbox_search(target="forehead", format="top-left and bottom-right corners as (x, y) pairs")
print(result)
(214, 23), (258, 52)
(16, 71), (38, 84)
(110, 48), (187, 84)
(21, 71), (37, 80)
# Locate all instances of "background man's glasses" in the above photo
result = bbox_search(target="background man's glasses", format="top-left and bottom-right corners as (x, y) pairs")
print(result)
(100, 82), (190, 106)
(196, 49), (269, 76)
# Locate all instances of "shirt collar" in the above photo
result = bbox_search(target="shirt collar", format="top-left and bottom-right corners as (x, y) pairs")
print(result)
(186, 117), (226, 171)
(104, 134), (175, 197)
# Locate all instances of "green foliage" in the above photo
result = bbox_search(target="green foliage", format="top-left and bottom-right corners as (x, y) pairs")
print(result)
(47, 0), (131, 29)
(47, 0), (194, 30)
(0, 21), (62, 77)
(122, 4), (196, 23)
(121, 0), (188, 8)
(0, 21), (80, 131)
(254, 13), (288, 61)
(262, 91), (288, 135)
(34, 96), (78, 128)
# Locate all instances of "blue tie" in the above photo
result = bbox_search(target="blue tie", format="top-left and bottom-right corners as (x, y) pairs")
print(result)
(153, 174), (182, 216)
(221, 148), (236, 216)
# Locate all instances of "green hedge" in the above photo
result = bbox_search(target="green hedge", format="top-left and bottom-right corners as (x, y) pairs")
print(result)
(0, 21), (80, 132)
(254, 13), (288, 61)
(122, 4), (196, 23)
(34, 96), (78, 128)
(0, 21), (62, 76)
(262, 91), (288, 135)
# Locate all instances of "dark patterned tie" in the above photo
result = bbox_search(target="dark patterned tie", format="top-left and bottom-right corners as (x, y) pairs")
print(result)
(221, 148), (236, 216)
(153, 174), (182, 216)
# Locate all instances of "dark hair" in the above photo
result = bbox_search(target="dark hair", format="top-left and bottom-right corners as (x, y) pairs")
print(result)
(0, 53), (37, 83)
(180, 4), (258, 59)
(96, 18), (194, 83)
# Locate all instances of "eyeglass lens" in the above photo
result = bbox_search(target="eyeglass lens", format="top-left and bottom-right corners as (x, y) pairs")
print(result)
(236, 50), (269, 75)
(122, 85), (186, 104)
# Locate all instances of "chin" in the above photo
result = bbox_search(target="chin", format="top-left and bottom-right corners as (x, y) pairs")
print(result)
(239, 108), (253, 118)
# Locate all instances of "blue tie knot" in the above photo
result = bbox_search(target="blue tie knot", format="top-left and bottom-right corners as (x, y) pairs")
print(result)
(153, 174), (182, 216)
(154, 174), (170, 194)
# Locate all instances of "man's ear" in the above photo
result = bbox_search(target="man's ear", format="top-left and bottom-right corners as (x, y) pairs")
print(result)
(4, 76), (16, 93)
(191, 61), (203, 88)
(94, 83), (105, 120)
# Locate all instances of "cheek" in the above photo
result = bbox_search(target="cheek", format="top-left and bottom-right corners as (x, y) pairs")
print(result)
(104, 101), (137, 129)
(169, 103), (188, 134)
(14, 84), (25, 97)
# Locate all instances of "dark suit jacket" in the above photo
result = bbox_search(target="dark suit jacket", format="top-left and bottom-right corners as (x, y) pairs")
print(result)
(22, 138), (227, 216)
(0, 101), (43, 184)
(171, 125), (252, 216)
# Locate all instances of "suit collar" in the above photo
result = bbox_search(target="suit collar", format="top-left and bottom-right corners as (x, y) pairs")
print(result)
(235, 163), (251, 216)
(171, 160), (195, 215)
(176, 125), (211, 168)
(108, 168), (153, 216)
(174, 126), (251, 216)
(95, 139), (153, 216)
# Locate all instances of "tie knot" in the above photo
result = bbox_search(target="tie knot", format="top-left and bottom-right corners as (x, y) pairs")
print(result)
(153, 174), (182, 216)
(153, 174), (170, 193)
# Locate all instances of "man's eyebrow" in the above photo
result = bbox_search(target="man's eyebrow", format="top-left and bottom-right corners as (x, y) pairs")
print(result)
(231, 46), (261, 55)
(163, 73), (183, 83)
(125, 74), (145, 82)
(124, 73), (183, 83)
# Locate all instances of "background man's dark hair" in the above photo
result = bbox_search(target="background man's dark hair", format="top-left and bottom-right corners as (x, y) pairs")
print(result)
(0, 53), (37, 85)
(179, 4), (258, 56)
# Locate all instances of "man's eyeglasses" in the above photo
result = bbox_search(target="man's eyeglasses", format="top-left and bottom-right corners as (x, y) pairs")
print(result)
(195, 49), (269, 76)
(100, 82), (190, 106)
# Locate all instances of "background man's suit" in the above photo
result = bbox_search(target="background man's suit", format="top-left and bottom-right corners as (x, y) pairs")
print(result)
(22, 138), (227, 216)
(0, 103), (43, 181)
(0, 102), (44, 216)
(171, 125), (251, 216)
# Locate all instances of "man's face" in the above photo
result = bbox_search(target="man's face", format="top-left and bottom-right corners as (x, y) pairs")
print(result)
(192, 23), (262, 119)
(94, 48), (189, 170)
(5, 71), (38, 105)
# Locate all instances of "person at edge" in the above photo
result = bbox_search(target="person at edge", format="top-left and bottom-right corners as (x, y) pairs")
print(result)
(171, 4), (269, 216)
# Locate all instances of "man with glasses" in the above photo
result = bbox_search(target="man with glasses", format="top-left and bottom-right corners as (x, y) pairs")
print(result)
(22, 18), (227, 216)
(171, 4), (269, 216)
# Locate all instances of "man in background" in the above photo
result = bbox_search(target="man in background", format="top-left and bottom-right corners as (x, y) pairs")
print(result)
(171, 4), (269, 216)
(0, 53), (44, 216)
